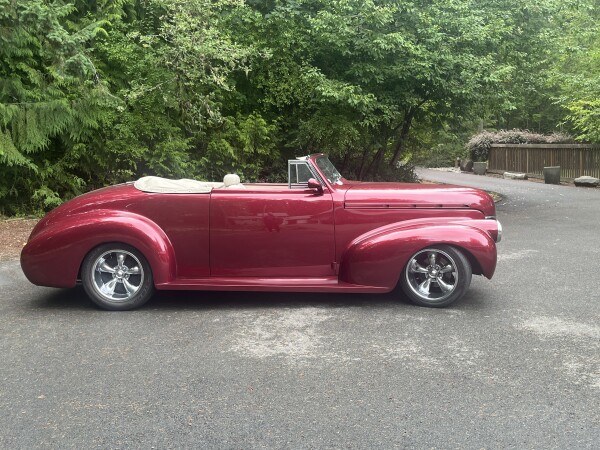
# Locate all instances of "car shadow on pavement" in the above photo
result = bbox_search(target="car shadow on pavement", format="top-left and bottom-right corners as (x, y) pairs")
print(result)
(148, 289), (402, 311)
(27, 286), (95, 311)
(29, 284), (488, 313)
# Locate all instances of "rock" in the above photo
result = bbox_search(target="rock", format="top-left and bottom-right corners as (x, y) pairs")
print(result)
(574, 176), (599, 187)
(460, 160), (473, 172)
(473, 162), (487, 175)
(503, 172), (528, 180)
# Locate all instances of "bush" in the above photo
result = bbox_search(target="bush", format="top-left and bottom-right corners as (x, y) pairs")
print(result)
(467, 130), (573, 161)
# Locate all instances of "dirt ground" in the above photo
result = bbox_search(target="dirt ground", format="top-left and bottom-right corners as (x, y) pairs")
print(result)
(0, 219), (39, 261)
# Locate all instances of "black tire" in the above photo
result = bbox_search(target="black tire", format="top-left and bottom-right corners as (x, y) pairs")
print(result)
(400, 245), (472, 308)
(81, 243), (154, 311)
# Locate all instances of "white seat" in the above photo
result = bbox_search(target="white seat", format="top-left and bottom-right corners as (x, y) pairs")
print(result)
(223, 174), (245, 189)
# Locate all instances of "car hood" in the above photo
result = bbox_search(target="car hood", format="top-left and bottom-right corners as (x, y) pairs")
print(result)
(343, 182), (496, 216)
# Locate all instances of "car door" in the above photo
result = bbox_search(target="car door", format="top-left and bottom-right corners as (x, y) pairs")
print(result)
(209, 171), (335, 278)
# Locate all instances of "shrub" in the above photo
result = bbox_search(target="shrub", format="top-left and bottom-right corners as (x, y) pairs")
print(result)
(467, 130), (573, 161)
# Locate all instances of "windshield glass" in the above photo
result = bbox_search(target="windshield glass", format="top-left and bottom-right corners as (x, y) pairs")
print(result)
(315, 156), (343, 184)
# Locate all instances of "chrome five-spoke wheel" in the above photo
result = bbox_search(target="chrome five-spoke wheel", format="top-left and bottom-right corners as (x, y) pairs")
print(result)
(82, 244), (154, 310)
(91, 250), (144, 301)
(400, 245), (472, 307)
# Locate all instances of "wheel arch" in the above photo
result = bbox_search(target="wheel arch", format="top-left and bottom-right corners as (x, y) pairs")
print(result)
(338, 223), (497, 290)
(21, 210), (176, 288)
(453, 245), (483, 277)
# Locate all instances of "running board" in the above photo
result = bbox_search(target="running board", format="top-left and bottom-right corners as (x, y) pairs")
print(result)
(155, 276), (389, 293)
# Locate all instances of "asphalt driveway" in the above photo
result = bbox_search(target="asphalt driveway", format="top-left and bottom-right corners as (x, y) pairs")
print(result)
(1, 170), (599, 448)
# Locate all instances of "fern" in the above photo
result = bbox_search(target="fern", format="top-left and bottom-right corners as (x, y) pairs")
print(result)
(0, 0), (112, 214)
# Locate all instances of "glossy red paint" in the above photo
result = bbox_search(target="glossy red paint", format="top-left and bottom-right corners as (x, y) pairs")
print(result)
(209, 187), (335, 277)
(339, 219), (497, 289)
(21, 154), (501, 297)
(344, 182), (496, 215)
(21, 209), (177, 288)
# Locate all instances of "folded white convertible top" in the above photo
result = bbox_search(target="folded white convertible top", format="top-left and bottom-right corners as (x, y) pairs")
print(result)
(134, 176), (224, 194)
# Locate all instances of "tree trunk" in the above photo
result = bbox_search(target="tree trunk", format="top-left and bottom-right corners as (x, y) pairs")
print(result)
(357, 143), (374, 180)
(339, 148), (350, 173)
(364, 143), (386, 180)
(363, 129), (389, 180)
(389, 109), (415, 167)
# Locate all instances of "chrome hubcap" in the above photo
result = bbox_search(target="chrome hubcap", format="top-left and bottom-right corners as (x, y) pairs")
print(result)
(406, 249), (458, 302)
(91, 250), (144, 302)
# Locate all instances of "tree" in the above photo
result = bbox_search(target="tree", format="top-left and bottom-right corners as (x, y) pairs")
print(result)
(2, 0), (595, 214)
(0, 0), (263, 213)
(240, 0), (563, 178)
(0, 0), (112, 212)
(550, 0), (600, 142)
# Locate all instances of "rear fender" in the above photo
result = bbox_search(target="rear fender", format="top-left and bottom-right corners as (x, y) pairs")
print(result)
(339, 220), (497, 290)
(21, 210), (176, 288)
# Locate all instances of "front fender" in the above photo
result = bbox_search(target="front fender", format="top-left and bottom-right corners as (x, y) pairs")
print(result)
(21, 210), (176, 288)
(339, 221), (497, 290)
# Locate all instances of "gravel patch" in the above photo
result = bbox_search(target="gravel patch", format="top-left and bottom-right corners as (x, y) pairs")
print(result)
(0, 219), (38, 261)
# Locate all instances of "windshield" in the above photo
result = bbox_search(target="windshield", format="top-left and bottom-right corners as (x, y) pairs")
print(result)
(315, 156), (343, 184)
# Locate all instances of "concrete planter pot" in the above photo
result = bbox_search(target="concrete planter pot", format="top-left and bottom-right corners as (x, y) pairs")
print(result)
(543, 166), (561, 185)
(473, 162), (487, 175)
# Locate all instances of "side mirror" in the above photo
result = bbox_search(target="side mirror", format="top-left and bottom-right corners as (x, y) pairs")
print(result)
(307, 178), (323, 194)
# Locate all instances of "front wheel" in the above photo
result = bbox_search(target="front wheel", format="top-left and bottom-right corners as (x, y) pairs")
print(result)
(400, 245), (472, 307)
(81, 244), (154, 310)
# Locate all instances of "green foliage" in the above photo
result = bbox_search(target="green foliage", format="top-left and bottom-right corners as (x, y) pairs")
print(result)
(550, 0), (600, 142)
(199, 113), (283, 182)
(0, 0), (113, 213)
(411, 126), (470, 168)
(1, 0), (599, 214)
(566, 101), (600, 142)
(245, 0), (572, 175)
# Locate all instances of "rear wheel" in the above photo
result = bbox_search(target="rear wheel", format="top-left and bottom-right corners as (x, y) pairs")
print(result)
(400, 245), (472, 307)
(81, 244), (154, 310)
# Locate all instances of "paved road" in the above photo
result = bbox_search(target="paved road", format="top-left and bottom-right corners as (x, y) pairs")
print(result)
(1, 171), (599, 448)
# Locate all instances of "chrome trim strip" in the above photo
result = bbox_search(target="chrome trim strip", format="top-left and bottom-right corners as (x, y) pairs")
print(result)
(496, 220), (502, 243)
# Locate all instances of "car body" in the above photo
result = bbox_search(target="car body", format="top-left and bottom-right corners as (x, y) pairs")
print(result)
(21, 154), (501, 310)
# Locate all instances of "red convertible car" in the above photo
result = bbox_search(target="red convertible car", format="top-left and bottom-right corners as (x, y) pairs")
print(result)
(21, 154), (501, 310)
